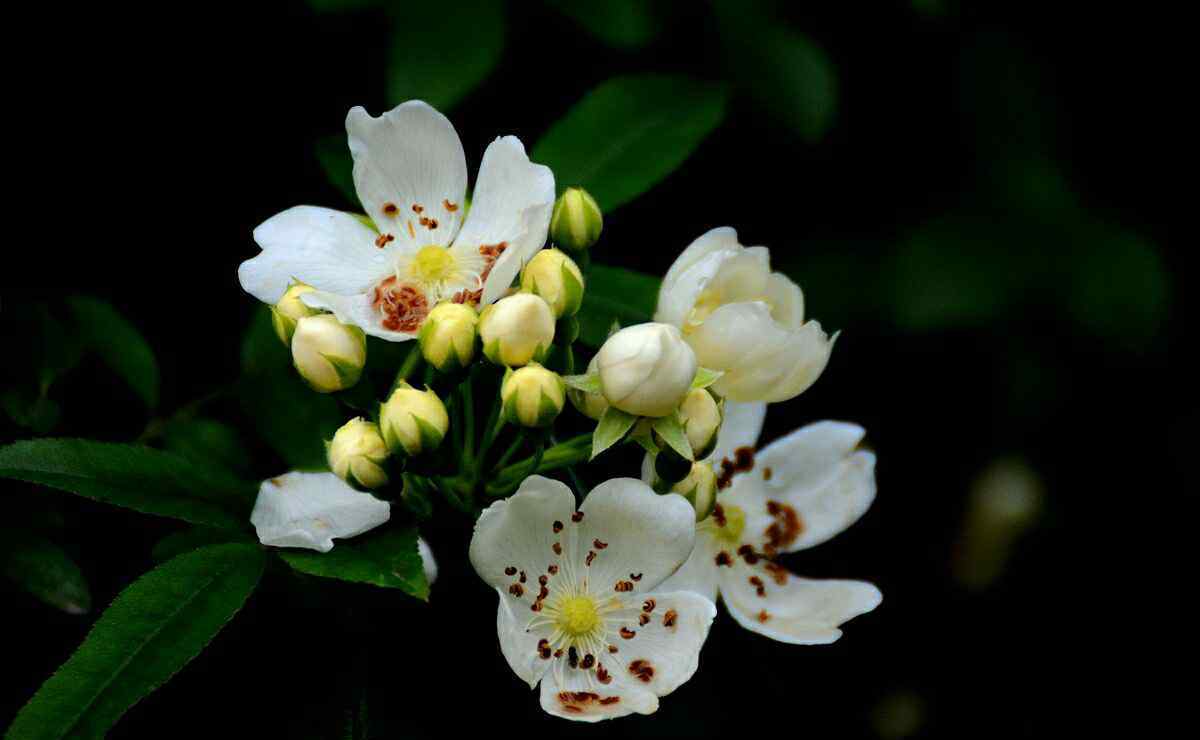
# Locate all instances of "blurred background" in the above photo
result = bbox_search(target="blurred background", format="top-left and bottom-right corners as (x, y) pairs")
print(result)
(3, 0), (1183, 736)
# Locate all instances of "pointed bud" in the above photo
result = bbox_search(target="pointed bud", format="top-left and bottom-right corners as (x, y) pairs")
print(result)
(327, 417), (390, 490)
(520, 248), (584, 318)
(478, 293), (556, 367)
(671, 461), (718, 521)
(595, 322), (697, 417)
(291, 314), (366, 393)
(501, 364), (566, 428)
(568, 356), (609, 421)
(270, 282), (320, 345)
(418, 302), (478, 372)
(550, 186), (602, 252)
(676, 388), (722, 459)
(380, 382), (449, 457)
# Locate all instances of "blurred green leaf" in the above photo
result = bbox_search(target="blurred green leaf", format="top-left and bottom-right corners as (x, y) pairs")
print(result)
(0, 439), (253, 530)
(386, 0), (505, 111)
(240, 307), (344, 470)
(1066, 230), (1169, 350)
(162, 418), (252, 476)
(65, 296), (160, 409)
(545, 0), (659, 49)
(33, 307), (85, 393)
(577, 265), (661, 346)
(1, 532), (91, 615)
(2, 388), (61, 434)
(533, 75), (728, 211)
(715, 0), (837, 142)
(278, 525), (428, 600)
(152, 527), (255, 563)
(6, 543), (264, 739)
(316, 134), (359, 208)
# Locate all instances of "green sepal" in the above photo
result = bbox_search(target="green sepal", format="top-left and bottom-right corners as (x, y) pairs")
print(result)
(556, 315), (581, 345)
(483, 337), (503, 365)
(607, 319), (622, 339)
(413, 414), (446, 455)
(563, 371), (602, 394)
(535, 388), (563, 427)
(350, 212), (378, 231)
(533, 343), (551, 364)
(561, 261), (585, 317)
(690, 366), (724, 390)
(652, 411), (694, 461)
(322, 353), (364, 389)
(591, 406), (638, 459)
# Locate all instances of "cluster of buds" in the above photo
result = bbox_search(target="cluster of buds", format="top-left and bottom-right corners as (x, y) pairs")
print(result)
(272, 282), (368, 394)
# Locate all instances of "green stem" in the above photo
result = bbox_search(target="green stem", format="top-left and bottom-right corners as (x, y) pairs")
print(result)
(493, 433), (591, 484)
(490, 430), (528, 474)
(461, 373), (476, 463)
(393, 345), (423, 390)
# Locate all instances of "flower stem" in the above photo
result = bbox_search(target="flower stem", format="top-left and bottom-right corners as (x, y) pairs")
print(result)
(492, 433), (591, 485)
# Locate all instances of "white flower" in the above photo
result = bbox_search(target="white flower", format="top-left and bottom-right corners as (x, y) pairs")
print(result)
(655, 227), (834, 403)
(594, 323), (697, 418)
(644, 402), (881, 644)
(250, 471), (390, 552)
(239, 101), (555, 340)
(470, 475), (717, 721)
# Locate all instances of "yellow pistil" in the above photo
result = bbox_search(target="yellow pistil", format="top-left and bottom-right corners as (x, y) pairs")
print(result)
(409, 245), (457, 285)
(556, 594), (601, 637)
(707, 503), (746, 545)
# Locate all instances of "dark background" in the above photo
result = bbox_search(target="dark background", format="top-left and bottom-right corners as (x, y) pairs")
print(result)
(3, 1), (1183, 737)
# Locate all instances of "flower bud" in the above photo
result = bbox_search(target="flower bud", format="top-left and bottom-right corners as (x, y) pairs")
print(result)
(676, 388), (722, 459)
(380, 382), (449, 457)
(291, 314), (366, 393)
(501, 364), (566, 428)
(520, 248), (584, 318)
(270, 282), (320, 345)
(327, 417), (390, 490)
(671, 461), (718, 521)
(568, 356), (609, 420)
(550, 187), (603, 252)
(417, 302), (478, 372)
(595, 322), (697, 417)
(479, 293), (556, 367)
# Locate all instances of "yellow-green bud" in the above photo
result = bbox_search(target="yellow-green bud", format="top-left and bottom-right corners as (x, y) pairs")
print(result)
(568, 355), (609, 420)
(550, 186), (603, 252)
(501, 364), (566, 428)
(291, 314), (366, 393)
(327, 417), (390, 490)
(672, 461), (718, 521)
(380, 382), (449, 457)
(676, 388), (722, 459)
(478, 293), (556, 367)
(270, 283), (320, 345)
(417, 302), (478, 371)
(520, 248), (584, 318)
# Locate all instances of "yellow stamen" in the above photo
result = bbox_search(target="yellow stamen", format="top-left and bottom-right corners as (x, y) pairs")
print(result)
(409, 245), (457, 285)
(556, 595), (601, 636)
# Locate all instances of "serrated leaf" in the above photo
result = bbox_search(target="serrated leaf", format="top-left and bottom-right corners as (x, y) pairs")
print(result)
(562, 372), (602, 394)
(6, 543), (265, 739)
(591, 406), (638, 459)
(533, 75), (727, 212)
(278, 526), (429, 601)
(652, 412), (694, 461)
(65, 296), (160, 409)
(0, 439), (253, 530)
(577, 265), (661, 346)
(690, 366), (724, 390)
(1, 532), (91, 615)
(385, 0), (505, 110)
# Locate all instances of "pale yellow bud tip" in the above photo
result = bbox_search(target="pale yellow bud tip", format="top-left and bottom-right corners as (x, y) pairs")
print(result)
(328, 417), (390, 490)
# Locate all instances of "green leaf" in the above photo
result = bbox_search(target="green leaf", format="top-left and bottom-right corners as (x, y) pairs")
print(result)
(591, 406), (638, 460)
(162, 418), (252, 476)
(1, 532), (91, 615)
(652, 412), (694, 461)
(545, 0), (660, 49)
(65, 296), (160, 409)
(690, 366), (724, 390)
(6, 543), (265, 739)
(315, 134), (359, 208)
(240, 307), (344, 470)
(2, 388), (61, 434)
(562, 372), (602, 394)
(577, 265), (661, 346)
(151, 527), (255, 563)
(533, 75), (728, 211)
(715, 0), (837, 142)
(0, 439), (253, 530)
(385, 0), (505, 110)
(278, 526), (429, 601)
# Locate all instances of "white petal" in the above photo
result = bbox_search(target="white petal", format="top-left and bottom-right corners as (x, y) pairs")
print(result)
(654, 227), (742, 327)
(452, 136), (555, 306)
(764, 271), (805, 327)
(417, 537), (438, 585)
(240, 206), (387, 304)
(497, 594), (555, 690)
(538, 655), (657, 722)
(577, 478), (696, 593)
(705, 400), (766, 467)
(249, 471), (390, 552)
(655, 531), (721, 603)
(704, 246), (771, 304)
(720, 560), (880, 644)
(469, 475), (577, 592)
(608, 590), (717, 696)
(301, 290), (415, 342)
(346, 101), (467, 249)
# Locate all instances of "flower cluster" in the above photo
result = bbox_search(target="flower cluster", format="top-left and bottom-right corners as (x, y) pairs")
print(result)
(238, 101), (880, 722)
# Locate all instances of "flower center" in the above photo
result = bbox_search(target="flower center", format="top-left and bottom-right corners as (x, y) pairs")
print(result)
(556, 595), (601, 636)
(684, 289), (724, 332)
(409, 245), (457, 284)
(708, 503), (746, 544)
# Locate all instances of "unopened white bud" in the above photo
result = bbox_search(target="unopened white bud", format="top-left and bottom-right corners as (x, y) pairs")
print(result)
(380, 382), (449, 457)
(672, 462), (718, 521)
(550, 186), (603, 251)
(568, 355), (609, 420)
(270, 282), (320, 345)
(291, 314), (366, 393)
(676, 388), (722, 459)
(520, 248), (584, 318)
(327, 417), (390, 490)
(478, 293), (556, 367)
(501, 364), (566, 428)
(595, 323), (697, 417)
(418, 302), (478, 372)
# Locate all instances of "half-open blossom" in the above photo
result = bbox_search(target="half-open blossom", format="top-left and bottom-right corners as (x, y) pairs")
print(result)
(470, 475), (716, 721)
(239, 101), (555, 340)
(250, 471), (390, 552)
(655, 227), (834, 403)
(645, 402), (881, 644)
